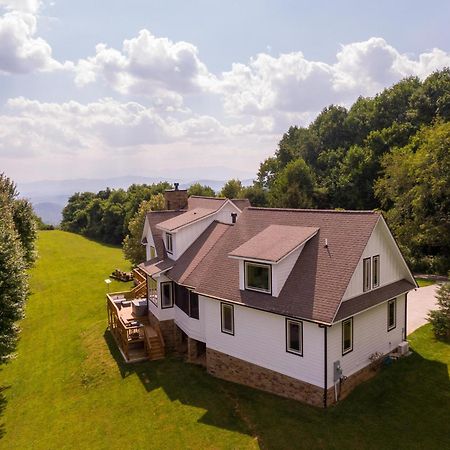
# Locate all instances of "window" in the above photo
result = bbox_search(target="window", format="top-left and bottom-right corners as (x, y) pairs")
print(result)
(363, 257), (371, 292)
(174, 284), (199, 319)
(189, 291), (199, 320)
(387, 299), (396, 331)
(286, 319), (303, 356)
(245, 261), (271, 293)
(221, 303), (234, 335)
(150, 246), (156, 259)
(148, 276), (157, 305)
(161, 282), (173, 309)
(342, 317), (353, 355)
(166, 233), (173, 254)
(372, 255), (380, 288)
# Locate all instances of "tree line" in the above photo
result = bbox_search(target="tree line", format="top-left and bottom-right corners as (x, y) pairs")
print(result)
(0, 174), (38, 361)
(61, 69), (449, 273)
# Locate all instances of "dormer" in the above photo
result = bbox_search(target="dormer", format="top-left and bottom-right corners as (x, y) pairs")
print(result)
(156, 200), (242, 260)
(228, 225), (319, 297)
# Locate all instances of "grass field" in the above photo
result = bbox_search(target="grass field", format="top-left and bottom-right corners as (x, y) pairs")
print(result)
(0, 231), (449, 450)
(415, 277), (437, 288)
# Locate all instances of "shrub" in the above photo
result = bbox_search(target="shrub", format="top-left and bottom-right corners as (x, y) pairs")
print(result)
(427, 282), (450, 340)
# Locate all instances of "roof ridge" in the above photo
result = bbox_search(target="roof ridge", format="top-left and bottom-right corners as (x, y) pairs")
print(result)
(247, 207), (379, 215)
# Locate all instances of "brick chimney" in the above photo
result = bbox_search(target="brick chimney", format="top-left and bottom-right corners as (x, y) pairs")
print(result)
(164, 183), (188, 210)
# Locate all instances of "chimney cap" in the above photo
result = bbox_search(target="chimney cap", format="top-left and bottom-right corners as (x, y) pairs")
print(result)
(174, 182), (179, 190)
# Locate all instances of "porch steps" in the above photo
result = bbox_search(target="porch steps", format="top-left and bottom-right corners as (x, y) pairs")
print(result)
(144, 325), (165, 360)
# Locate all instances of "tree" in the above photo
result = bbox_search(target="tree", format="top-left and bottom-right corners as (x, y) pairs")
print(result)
(220, 179), (243, 199)
(188, 183), (215, 197)
(239, 185), (268, 207)
(0, 191), (28, 361)
(428, 282), (450, 341)
(269, 159), (317, 208)
(375, 121), (450, 273)
(123, 194), (165, 265)
(0, 173), (37, 267)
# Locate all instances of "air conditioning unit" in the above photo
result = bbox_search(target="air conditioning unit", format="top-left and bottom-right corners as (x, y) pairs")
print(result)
(398, 341), (409, 356)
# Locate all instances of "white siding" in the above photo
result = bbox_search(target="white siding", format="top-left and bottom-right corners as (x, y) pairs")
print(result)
(172, 218), (213, 260)
(145, 226), (157, 261)
(327, 294), (406, 386)
(342, 218), (413, 301)
(272, 245), (304, 296)
(174, 298), (206, 342)
(202, 295), (325, 387)
(147, 274), (175, 321)
(214, 202), (240, 224)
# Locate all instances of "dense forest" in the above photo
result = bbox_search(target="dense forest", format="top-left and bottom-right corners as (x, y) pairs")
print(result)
(61, 69), (450, 273)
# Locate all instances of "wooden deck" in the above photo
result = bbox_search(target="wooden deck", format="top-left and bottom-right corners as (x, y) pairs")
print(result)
(106, 269), (165, 363)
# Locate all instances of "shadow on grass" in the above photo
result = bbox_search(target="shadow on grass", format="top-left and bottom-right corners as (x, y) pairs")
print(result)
(104, 329), (450, 449)
(103, 330), (253, 438)
(0, 385), (10, 440)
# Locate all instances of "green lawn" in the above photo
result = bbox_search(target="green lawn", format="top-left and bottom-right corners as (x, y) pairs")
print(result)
(0, 231), (449, 449)
(415, 277), (437, 288)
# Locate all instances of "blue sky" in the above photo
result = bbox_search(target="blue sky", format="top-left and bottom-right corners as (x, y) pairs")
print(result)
(0, 0), (449, 183)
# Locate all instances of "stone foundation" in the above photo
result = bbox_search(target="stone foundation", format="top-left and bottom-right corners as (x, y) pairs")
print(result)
(206, 348), (324, 407)
(326, 361), (381, 405)
(147, 311), (176, 353)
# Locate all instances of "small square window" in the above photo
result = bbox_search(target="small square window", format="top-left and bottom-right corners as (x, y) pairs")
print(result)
(245, 261), (271, 293)
(286, 319), (303, 356)
(166, 233), (173, 253)
(387, 299), (396, 331)
(342, 317), (353, 355)
(372, 255), (380, 288)
(221, 303), (234, 335)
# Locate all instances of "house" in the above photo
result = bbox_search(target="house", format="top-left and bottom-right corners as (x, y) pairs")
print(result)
(106, 185), (417, 407)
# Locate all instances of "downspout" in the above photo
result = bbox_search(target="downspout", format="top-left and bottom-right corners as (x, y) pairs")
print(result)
(404, 292), (408, 340)
(323, 326), (328, 408)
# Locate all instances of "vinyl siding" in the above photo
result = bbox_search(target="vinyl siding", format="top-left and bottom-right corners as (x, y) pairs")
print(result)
(327, 294), (405, 386)
(174, 297), (206, 342)
(342, 218), (413, 301)
(272, 245), (304, 296)
(202, 295), (325, 387)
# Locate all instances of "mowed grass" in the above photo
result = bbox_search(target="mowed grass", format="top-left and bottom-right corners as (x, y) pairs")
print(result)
(415, 277), (437, 288)
(0, 231), (449, 450)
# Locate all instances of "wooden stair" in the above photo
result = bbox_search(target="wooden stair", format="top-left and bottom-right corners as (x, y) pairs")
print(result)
(144, 325), (165, 360)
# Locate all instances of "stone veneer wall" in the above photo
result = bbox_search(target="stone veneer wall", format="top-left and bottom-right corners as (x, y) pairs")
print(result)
(147, 311), (176, 353)
(206, 348), (325, 407)
(326, 360), (382, 405)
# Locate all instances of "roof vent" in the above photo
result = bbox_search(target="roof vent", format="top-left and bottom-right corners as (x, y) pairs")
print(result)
(231, 212), (238, 224)
(174, 182), (179, 191)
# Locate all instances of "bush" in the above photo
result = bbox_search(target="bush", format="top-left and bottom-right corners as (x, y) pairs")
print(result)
(427, 282), (450, 340)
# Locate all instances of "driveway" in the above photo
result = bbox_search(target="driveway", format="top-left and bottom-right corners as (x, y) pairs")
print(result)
(407, 284), (439, 335)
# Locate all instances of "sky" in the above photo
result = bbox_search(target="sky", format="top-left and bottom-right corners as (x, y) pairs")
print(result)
(0, 0), (449, 183)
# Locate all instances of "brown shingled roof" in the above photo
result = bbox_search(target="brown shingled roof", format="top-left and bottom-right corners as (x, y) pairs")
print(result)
(334, 279), (415, 321)
(190, 207), (381, 324)
(168, 221), (232, 286)
(157, 207), (217, 232)
(229, 224), (319, 262)
(146, 210), (185, 258)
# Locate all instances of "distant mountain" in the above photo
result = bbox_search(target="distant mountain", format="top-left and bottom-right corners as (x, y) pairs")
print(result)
(18, 169), (256, 226)
(33, 202), (63, 226)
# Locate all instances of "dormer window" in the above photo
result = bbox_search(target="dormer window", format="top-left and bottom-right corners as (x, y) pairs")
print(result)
(166, 233), (173, 254)
(245, 261), (272, 294)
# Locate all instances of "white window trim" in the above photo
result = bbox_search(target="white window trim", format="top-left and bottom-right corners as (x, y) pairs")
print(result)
(363, 257), (371, 292)
(161, 281), (174, 309)
(244, 261), (272, 294)
(166, 233), (173, 254)
(342, 317), (353, 355)
(220, 303), (234, 335)
(372, 255), (380, 288)
(286, 318), (303, 356)
(387, 298), (396, 331)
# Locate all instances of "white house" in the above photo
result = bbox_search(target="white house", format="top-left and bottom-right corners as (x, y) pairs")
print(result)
(107, 186), (416, 407)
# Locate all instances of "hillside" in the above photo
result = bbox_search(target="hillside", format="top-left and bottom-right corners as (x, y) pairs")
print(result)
(0, 231), (449, 449)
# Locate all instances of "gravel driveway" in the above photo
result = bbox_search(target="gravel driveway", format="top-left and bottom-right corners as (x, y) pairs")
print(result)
(407, 284), (439, 335)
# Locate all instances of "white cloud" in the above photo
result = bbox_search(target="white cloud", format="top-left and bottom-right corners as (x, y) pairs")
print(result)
(216, 37), (450, 117)
(0, 10), (66, 74)
(74, 29), (215, 99)
(0, 0), (41, 14)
